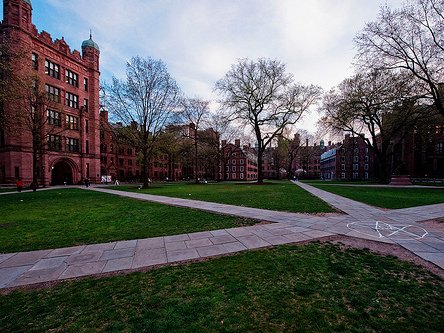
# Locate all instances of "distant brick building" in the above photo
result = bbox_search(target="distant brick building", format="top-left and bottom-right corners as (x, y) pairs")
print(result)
(0, 0), (100, 185)
(320, 135), (376, 180)
(99, 111), (140, 182)
(219, 139), (258, 181)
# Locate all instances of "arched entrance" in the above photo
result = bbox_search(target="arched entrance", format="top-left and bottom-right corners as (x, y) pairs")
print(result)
(51, 160), (74, 185)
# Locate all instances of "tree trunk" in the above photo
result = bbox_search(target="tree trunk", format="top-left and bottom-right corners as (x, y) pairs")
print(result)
(194, 138), (199, 183)
(257, 149), (264, 183)
(142, 149), (150, 188)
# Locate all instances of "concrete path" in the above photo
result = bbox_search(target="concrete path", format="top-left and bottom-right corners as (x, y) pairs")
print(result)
(1, 182), (443, 289)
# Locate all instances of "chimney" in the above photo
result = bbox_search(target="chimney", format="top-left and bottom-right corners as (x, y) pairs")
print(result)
(305, 138), (309, 147)
(235, 139), (240, 147)
(328, 141), (331, 146)
(221, 140), (227, 146)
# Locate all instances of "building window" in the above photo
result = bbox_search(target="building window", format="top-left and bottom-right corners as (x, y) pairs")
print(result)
(341, 164), (345, 171)
(47, 135), (61, 151)
(84, 78), (88, 91)
(364, 163), (369, 171)
(365, 172), (369, 179)
(364, 155), (369, 162)
(66, 92), (79, 109)
(240, 166), (244, 172)
(128, 159), (133, 166)
(119, 158), (124, 166)
(232, 166), (236, 172)
(45, 59), (60, 79)
(232, 173), (236, 179)
(240, 173), (244, 179)
(365, 147), (369, 153)
(341, 156), (345, 162)
(66, 115), (79, 130)
(240, 159), (244, 164)
(66, 138), (79, 152)
(85, 140), (89, 154)
(47, 109), (61, 126)
(127, 148), (133, 155)
(14, 166), (19, 178)
(85, 120), (89, 133)
(353, 163), (358, 170)
(31, 53), (38, 70)
(353, 172), (359, 179)
(83, 99), (88, 112)
(435, 143), (443, 154)
(353, 156), (359, 162)
(45, 84), (60, 103)
(0, 128), (4, 147)
(65, 69), (79, 87)
(225, 165), (229, 172)
(341, 172), (346, 179)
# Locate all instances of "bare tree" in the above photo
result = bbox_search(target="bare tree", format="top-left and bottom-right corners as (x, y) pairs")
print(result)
(104, 56), (181, 187)
(180, 98), (210, 183)
(320, 69), (433, 182)
(355, 0), (444, 115)
(215, 58), (322, 183)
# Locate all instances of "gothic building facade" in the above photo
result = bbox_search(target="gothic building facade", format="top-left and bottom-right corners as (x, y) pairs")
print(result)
(0, 0), (101, 185)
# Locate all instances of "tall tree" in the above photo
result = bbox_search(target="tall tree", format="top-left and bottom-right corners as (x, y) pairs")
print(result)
(320, 69), (433, 182)
(215, 58), (322, 183)
(180, 98), (210, 183)
(355, 0), (444, 115)
(105, 56), (181, 187)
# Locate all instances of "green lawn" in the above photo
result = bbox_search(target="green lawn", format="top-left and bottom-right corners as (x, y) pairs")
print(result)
(302, 180), (382, 185)
(1, 243), (443, 332)
(311, 185), (444, 209)
(109, 180), (334, 213)
(0, 188), (256, 253)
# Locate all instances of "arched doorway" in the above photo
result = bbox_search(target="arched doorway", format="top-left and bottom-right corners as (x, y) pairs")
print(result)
(51, 160), (73, 185)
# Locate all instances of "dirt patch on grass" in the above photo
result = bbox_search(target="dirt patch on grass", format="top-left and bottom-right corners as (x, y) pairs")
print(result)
(417, 218), (444, 232)
(318, 235), (444, 279)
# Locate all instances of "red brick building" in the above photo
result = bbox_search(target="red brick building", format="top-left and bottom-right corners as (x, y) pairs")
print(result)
(0, 0), (100, 185)
(99, 111), (140, 182)
(219, 139), (258, 181)
(320, 135), (376, 180)
(290, 139), (325, 179)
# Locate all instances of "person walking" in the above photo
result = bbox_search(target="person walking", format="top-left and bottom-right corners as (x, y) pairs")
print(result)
(16, 178), (23, 192)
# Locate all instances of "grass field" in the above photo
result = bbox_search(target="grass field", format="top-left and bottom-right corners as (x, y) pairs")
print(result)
(0, 188), (256, 253)
(109, 180), (334, 213)
(1, 243), (443, 332)
(310, 185), (444, 209)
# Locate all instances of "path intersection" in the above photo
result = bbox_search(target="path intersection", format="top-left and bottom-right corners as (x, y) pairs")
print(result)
(1, 182), (443, 289)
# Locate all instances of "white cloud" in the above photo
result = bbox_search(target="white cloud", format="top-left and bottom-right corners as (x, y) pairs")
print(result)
(21, 0), (407, 133)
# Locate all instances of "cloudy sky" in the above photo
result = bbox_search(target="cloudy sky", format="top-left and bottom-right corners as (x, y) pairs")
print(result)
(3, 0), (405, 133)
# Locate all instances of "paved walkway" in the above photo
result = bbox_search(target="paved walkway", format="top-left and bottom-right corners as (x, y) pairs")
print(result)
(1, 182), (443, 289)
